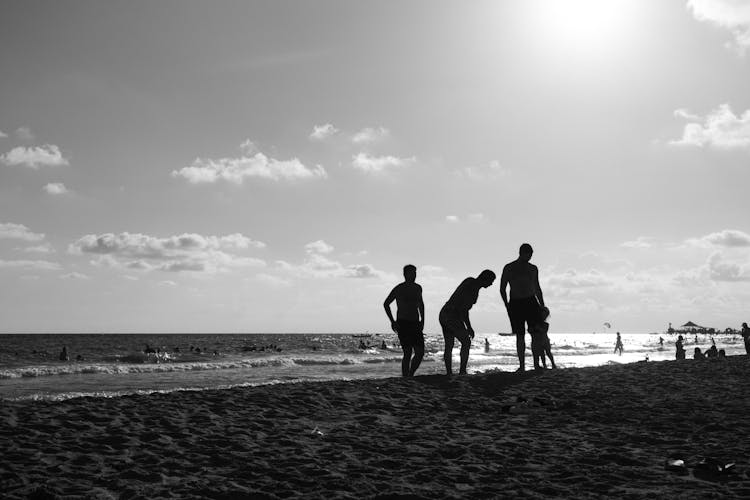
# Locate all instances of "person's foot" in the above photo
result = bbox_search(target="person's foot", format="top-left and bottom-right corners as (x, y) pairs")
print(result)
(516, 367), (525, 372)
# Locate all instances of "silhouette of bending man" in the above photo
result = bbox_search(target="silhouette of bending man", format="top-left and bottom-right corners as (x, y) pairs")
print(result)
(439, 270), (496, 375)
(500, 243), (545, 372)
(384, 264), (425, 377)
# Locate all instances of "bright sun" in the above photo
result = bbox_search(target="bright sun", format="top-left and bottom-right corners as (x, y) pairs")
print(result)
(529, 0), (638, 57)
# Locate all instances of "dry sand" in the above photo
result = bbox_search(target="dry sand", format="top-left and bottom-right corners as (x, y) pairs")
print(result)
(2, 356), (750, 499)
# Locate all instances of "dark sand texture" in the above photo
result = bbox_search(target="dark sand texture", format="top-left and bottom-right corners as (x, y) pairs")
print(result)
(2, 357), (750, 499)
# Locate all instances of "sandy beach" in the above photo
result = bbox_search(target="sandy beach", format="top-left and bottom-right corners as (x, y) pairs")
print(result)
(2, 356), (750, 499)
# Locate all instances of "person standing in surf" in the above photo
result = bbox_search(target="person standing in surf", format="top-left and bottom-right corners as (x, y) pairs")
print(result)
(742, 322), (749, 355)
(614, 332), (624, 356)
(500, 243), (545, 372)
(384, 264), (425, 377)
(439, 270), (496, 375)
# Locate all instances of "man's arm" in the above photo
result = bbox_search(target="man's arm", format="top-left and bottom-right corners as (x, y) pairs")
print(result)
(463, 309), (474, 338)
(383, 286), (399, 332)
(533, 267), (544, 307)
(417, 285), (425, 330)
(499, 267), (509, 310)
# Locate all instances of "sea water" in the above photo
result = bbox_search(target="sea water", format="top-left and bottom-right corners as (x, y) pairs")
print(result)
(0, 332), (745, 402)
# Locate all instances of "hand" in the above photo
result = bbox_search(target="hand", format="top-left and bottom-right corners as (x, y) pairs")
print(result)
(468, 328), (475, 339)
(391, 321), (399, 333)
(418, 321), (424, 333)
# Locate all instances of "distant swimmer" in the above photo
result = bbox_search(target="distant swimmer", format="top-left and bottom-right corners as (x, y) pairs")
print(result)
(614, 332), (624, 356)
(485, 338), (490, 352)
(500, 243), (545, 372)
(440, 269), (496, 375)
(384, 264), (425, 377)
(742, 322), (750, 355)
(59, 346), (69, 361)
(675, 335), (686, 360)
(659, 336), (664, 347)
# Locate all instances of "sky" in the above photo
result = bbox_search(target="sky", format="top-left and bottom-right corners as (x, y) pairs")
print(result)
(1, 0), (749, 334)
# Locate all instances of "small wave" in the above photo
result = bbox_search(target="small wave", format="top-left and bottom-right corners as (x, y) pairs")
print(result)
(2, 379), (301, 403)
(0, 357), (295, 379)
(292, 358), (359, 366)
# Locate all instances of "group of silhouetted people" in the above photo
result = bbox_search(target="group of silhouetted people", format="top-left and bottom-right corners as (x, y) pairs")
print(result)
(384, 243), (553, 377)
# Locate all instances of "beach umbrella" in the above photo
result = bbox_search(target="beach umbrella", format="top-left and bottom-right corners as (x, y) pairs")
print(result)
(681, 321), (704, 329)
(603, 322), (611, 329)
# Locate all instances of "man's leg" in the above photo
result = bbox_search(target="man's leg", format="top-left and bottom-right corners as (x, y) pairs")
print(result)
(443, 332), (454, 375)
(401, 345), (413, 377)
(509, 301), (526, 371)
(458, 335), (470, 375)
(516, 332), (526, 371)
(410, 345), (424, 376)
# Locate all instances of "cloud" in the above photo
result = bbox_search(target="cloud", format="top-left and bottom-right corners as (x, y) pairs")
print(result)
(239, 140), (258, 155)
(445, 214), (487, 223)
(351, 153), (415, 173)
(305, 240), (334, 254)
(60, 272), (90, 280)
(686, 229), (750, 248)
(1, 144), (70, 168)
(707, 252), (750, 281)
(352, 126), (390, 144)
(69, 231), (266, 273)
(23, 243), (55, 254)
(309, 123), (339, 141)
(172, 141), (327, 184)
(670, 104), (750, 149)
(621, 236), (655, 248)
(687, 0), (750, 54)
(674, 108), (701, 121)
(0, 259), (61, 271)
(15, 127), (34, 141)
(0, 130), (7, 138)
(0, 222), (45, 241)
(158, 280), (178, 287)
(547, 269), (613, 288)
(455, 160), (510, 180)
(276, 243), (388, 279)
(43, 182), (68, 195)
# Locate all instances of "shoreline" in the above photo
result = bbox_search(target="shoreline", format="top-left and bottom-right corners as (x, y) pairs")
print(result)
(2, 357), (750, 498)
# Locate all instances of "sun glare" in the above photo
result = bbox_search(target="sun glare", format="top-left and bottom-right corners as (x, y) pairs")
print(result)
(528, 0), (638, 58)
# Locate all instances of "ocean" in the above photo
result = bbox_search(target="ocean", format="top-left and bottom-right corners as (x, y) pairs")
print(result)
(0, 332), (745, 402)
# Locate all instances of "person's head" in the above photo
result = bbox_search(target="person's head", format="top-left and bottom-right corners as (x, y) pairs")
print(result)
(694, 347), (701, 354)
(719, 349), (726, 357)
(743, 322), (748, 328)
(403, 264), (416, 282)
(477, 269), (496, 287)
(519, 243), (533, 262)
(678, 335), (684, 341)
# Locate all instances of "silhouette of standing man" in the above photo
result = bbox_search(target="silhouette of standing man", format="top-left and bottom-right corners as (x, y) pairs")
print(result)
(439, 270), (496, 375)
(500, 243), (545, 372)
(384, 265), (425, 377)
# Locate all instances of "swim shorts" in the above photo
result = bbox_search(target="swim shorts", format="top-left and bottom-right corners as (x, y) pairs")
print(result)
(439, 306), (471, 344)
(396, 320), (424, 349)
(509, 297), (544, 337)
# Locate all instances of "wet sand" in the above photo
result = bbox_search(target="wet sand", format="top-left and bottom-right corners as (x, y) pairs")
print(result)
(2, 356), (750, 499)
